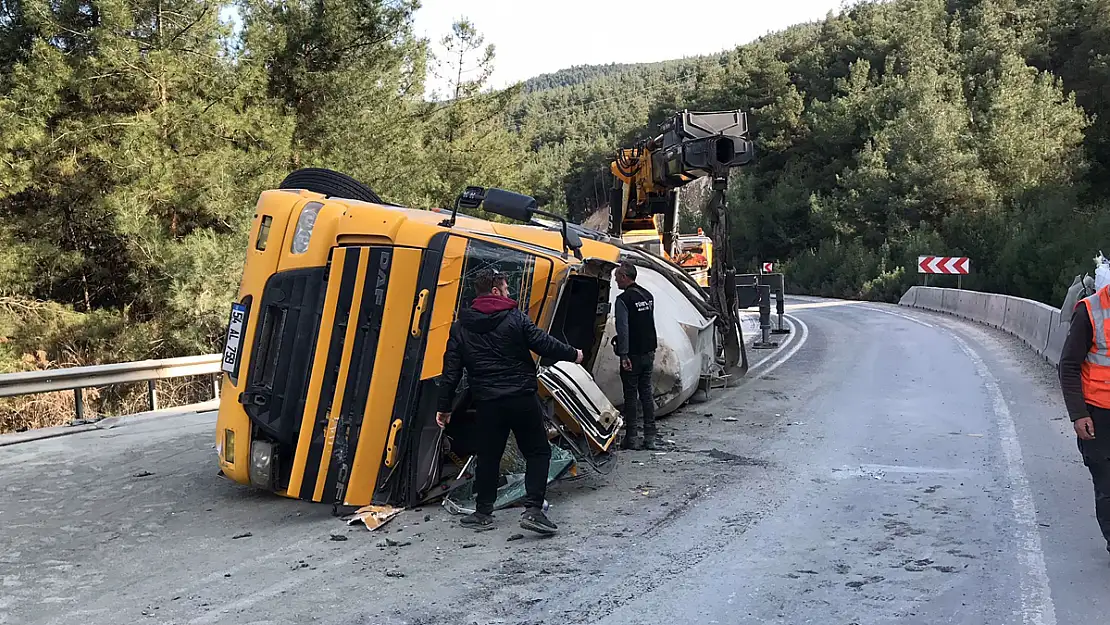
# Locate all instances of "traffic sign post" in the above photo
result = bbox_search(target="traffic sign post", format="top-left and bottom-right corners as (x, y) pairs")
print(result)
(918, 256), (970, 289)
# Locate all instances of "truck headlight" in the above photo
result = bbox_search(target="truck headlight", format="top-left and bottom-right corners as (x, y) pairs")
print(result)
(223, 429), (235, 464)
(249, 440), (275, 490)
(290, 202), (323, 255)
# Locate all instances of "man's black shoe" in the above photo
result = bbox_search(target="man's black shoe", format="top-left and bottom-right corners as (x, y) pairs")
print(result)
(460, 512), (493, 527)
(520, 508), (558, 535)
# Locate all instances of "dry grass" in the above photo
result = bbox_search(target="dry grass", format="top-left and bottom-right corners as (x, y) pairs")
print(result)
(0, 375), (218, 434)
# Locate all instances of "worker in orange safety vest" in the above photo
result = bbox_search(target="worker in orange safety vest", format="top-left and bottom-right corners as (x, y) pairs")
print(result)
(1060, 259), (1110, 557)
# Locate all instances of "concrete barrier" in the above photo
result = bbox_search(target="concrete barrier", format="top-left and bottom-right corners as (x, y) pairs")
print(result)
(984, 294), (1008, 329)
(1044, 310), (1067, 366)
(1002, 298), (1055, 354)
(898, 289), (918, 307)
(914, 287), (943, 312)
(941, 289), (961, 314)
(1028, 305), (1055, 355)
(899, 286), (1061, 362)
(956, 290), (988, 321)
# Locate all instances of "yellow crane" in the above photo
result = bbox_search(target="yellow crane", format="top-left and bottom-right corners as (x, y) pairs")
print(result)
(607, 109), (754, 373)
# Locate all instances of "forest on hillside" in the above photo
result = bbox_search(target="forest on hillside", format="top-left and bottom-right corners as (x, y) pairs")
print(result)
(0, 0), (1108, 422)
(519, 0), (1110, 307)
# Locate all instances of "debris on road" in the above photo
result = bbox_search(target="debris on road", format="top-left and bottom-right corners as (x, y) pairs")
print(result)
(705, 449), (766, 466)
(231, 532), (252, 540)
(722, 417), (739, 422)
(507, 533), (524, 542)
(444, 442), (574, 515)
(376, 537), (411, 548)
(461, 543), (478, 549)
(344, 504), (403, 531)
(385, 570), (405, 578)
(329, 534), (348, 542)
(132, 471), (154, 478)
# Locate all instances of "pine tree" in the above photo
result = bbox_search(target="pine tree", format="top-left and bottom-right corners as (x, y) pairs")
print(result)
(237, 0), (429, 205)
(422, 18), (521, 208)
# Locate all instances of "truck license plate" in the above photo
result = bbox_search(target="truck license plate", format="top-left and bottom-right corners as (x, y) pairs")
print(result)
(222, 303), (247, 374)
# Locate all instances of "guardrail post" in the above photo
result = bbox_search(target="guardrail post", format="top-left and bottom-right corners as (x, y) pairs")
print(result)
(74, 388), (84, 421)
(771, 274), (790, 335)
(212, 374), (221, 400)
(147, 380), (159, 412)
(753, 285), (779, 349)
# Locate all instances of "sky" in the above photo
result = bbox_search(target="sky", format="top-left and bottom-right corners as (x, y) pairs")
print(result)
(413, 0), (848, 95)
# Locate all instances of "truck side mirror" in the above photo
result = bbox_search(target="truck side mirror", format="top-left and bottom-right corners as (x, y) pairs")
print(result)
(482, 188), (537, 222)
(565, 227), (583, 259)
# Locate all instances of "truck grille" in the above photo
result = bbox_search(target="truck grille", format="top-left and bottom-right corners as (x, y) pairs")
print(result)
(240, 267), (327, 450)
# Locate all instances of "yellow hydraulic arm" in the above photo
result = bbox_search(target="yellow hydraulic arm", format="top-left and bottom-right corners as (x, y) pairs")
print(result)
(607, 109), (755, 372)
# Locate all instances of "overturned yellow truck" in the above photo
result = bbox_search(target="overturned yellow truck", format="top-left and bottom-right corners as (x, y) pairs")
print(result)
(215, 169), (739, 509)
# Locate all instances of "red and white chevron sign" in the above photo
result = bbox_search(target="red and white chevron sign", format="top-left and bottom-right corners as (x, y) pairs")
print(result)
(918, 256), (970, 275)
(762, 262), (774, 273)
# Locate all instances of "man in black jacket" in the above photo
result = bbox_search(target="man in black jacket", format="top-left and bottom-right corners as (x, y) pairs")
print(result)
(614, 262), (658, 450)
(437, 269), (582, 534)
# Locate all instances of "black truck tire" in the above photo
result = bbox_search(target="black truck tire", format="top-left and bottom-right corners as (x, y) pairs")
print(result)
(278, 168), (383, 204)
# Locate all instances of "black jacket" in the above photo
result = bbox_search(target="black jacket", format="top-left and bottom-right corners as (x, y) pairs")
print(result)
(437, 297), (578, 411)
(1061, 303), (1093, 420)
(615, 283), (657, 356)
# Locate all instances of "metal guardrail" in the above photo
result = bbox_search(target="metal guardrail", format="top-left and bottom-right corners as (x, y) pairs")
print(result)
(0, 354), (223, 419)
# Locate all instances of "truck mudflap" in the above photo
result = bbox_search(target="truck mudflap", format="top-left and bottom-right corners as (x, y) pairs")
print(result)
(537, 362), (623, 469)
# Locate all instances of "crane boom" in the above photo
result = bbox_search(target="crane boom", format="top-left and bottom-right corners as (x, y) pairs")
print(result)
(607, 109), (755, 373)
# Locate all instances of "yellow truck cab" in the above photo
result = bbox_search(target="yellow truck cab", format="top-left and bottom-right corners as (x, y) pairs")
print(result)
(216, 170), (621, 509)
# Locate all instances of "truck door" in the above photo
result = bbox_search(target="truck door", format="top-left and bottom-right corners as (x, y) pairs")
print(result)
(379, 234), (561, 506)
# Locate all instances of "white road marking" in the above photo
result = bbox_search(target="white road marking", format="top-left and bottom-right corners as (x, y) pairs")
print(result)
(858, 304), (936, 328)
(747, 316), (798, 372)
(752, 315), (809, 379)
(861, 302), (1058, 625)
(784, 300), (861, 311)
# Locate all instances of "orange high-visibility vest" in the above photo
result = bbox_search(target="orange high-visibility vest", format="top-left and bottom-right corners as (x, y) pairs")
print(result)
(1081, 285), (1110, 408)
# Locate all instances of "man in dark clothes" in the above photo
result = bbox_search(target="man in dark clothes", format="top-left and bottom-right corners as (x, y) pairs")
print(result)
(436, 269), (582, 534)
(1059, 281), (1110, 556)
(614, 262), (658, 450)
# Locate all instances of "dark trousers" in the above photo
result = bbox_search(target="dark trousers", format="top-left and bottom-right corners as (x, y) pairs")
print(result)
(1078, 406), (1110, 548)
(620, 351), (656, 443)
(474, 393), (551, 515)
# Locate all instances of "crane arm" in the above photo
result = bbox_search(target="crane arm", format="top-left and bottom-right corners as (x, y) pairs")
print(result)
(607, 109), (755, 374)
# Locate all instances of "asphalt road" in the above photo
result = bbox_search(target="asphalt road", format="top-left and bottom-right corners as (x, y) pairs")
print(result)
(1, 300), (1106, 625)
